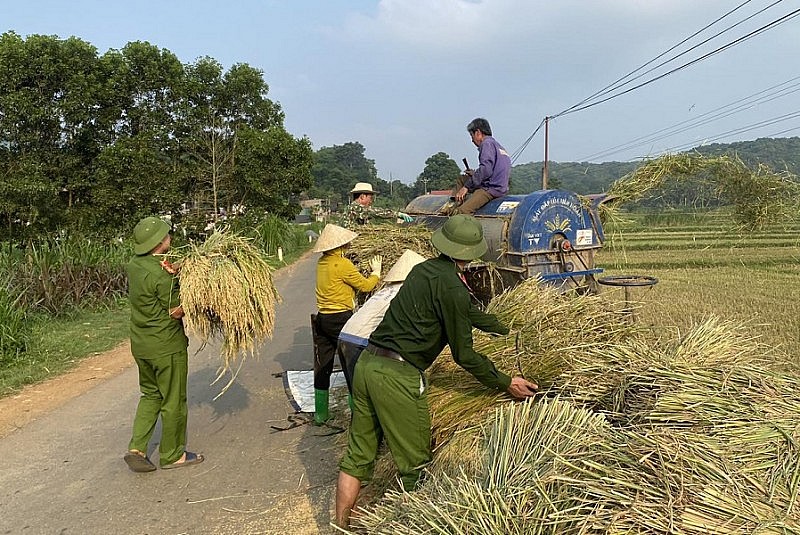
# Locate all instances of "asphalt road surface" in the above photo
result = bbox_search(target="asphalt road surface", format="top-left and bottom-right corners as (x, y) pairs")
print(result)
(0, 251), (346, 535)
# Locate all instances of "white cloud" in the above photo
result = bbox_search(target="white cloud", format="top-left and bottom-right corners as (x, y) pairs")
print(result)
(340, 0), (485, 52)
(336, 0), (723, 53)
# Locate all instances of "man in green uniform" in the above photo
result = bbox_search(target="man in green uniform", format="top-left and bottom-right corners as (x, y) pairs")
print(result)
(334, 214), (538, 527)
(124, 216), (204, 472)
(341, 182), (413, 227)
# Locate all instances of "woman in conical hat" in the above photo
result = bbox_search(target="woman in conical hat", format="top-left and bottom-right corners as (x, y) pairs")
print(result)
(311, 224), (382, 425)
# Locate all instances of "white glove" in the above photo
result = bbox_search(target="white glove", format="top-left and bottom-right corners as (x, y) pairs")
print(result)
(368, 255), (383, 277)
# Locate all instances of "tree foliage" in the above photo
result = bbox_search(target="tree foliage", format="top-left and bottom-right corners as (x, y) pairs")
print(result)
(0, 32), (312, 241)
(310, 142), (377, 205)
(412, 152), (461, 196)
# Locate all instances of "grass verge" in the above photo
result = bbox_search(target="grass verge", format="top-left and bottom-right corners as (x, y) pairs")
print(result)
(0, 302), (131, 397)
(0, 224), (319, 399)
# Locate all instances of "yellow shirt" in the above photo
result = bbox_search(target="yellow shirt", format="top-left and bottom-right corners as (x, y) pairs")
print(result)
(316, 247), (379, 313)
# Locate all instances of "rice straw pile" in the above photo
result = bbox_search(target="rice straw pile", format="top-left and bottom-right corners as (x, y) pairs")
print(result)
(426, 278), (638, 448)
(346, 224), (437, 269)
(347, 280), (800, 534)
(177, 231), (280, 398)
(355, 394), (800, 534)
(599, 152), (800, 229)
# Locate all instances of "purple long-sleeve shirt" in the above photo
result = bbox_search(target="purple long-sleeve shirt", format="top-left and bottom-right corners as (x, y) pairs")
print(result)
(464, 135), (511, 198)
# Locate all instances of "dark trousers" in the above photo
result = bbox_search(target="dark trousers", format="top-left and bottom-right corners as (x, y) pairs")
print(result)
(336, 339), (366, 394)
(312, 311), (352, 390)
(452, 174), (495, 214)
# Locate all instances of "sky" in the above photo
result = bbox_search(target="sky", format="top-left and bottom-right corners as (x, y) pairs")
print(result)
(4, 0), (800, 185)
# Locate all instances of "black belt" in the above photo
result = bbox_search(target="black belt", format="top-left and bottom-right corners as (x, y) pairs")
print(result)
(366, 343), (405, 362)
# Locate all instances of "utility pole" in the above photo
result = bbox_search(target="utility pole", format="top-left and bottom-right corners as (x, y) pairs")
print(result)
(542, 116), (549, 190)
(421, 177), (429, 194)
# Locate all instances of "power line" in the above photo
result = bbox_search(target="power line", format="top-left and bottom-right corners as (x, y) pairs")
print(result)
(766, 125), (800, 137)
(580, 75), (800, 161)
(553, 0), (765, 118)
(512, 2), (800, 164)
(510, 118), (545, 164)
(661, 109), (800, 152)
(557, 6), (800, 117)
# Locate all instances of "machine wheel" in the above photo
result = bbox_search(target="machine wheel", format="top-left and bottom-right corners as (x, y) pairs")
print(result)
(597, 275), (659, 288)
(597, 275), (659, 323)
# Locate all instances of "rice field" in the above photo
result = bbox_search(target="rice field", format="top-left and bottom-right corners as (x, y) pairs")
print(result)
(598, 209), (800, 362)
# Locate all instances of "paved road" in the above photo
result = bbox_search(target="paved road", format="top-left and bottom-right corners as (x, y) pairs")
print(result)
(0, 252), (345, 535)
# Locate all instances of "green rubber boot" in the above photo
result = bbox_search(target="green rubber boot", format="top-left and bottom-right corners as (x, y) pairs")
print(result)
(314, 388), (330, 425)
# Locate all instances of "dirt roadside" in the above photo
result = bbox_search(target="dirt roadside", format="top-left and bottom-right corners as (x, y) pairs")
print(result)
(0, 256), (309, 441)
(0, 342), (134, 439)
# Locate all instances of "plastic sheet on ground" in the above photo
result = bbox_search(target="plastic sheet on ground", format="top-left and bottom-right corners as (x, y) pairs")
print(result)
(283, 370), (347, 412)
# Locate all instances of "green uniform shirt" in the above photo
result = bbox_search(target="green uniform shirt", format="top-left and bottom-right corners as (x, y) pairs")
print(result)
(340, 201), (397, 228)
(369, 255), (512, 391)
(127, 254), (188, 359)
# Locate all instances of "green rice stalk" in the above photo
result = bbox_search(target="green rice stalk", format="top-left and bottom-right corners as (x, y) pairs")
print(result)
(427, 278), (638, 447)
(353, 396), (800, 534)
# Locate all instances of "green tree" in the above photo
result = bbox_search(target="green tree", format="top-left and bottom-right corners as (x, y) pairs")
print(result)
(0, 32), (315, 239)
(413, 152), (460, 196)
(233, 126), (313, 218)
(310, 142), (377, 204)
(371, 177), (413, 210)
(0, 32), (106, 238)
(179, 57), (288, 218)
(89, 134), (185, 229)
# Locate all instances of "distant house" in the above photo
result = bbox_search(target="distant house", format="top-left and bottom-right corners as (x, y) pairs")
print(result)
(298, 199), (329, 222)
(294, 207), (313, 224)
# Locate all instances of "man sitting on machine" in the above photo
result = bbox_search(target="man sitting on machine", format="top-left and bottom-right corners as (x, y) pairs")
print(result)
(452, 117), (511, 214)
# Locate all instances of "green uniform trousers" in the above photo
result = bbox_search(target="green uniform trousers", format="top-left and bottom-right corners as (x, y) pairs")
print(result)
(339, 350), (431, 490)
(129, 349), (188, 466)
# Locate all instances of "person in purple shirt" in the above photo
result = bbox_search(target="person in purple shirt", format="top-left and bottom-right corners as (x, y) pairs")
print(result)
(453, 117), (511, 214)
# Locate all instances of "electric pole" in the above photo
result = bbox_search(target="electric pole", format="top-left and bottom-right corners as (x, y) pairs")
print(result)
(542, 116), (549, 190)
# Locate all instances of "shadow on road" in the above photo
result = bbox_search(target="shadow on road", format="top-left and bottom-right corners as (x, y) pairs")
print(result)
(268, 321), (352, 533)
(189, 365), (250, 421)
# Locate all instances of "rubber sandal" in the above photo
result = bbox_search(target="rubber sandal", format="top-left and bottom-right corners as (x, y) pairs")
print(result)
(124, 451), (156, 473)
(161, 451), (205, 470)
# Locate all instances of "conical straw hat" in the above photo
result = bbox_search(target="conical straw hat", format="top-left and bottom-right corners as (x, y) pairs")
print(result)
(384, 249), (427, 282)
(313, 224), (358, 253)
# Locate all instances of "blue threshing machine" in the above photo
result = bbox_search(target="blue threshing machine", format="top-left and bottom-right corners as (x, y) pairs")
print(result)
(404, 189), (610, 301)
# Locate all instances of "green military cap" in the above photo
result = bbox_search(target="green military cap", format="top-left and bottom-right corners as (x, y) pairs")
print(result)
(133, 216), (170, 255)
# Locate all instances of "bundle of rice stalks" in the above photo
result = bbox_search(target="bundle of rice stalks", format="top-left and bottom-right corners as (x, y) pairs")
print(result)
(567, 318), (800, 502)
(426, 278), (638, 447)
(352, 398), (613, 535)
(352, 397), (800, 534)
(176, 230), (280, 398)
(600, 152), (800, 230)
(346, 224), (437, 269)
